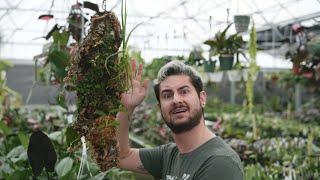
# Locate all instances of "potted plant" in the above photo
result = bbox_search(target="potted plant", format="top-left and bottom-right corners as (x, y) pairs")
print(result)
(234, 15), (250, 33)
(204, 24), (245, 71)
(203, 59), (216, 72)
(187, 46), (204, 66)
(203, 47), (216, 72)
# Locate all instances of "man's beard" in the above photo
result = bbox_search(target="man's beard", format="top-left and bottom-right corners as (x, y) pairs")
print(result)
(161, 106), (203, 134)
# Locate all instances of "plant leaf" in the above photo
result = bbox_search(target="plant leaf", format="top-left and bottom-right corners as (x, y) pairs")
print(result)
(18, 132), (29, 149)
(55, 157), (74, 177)
(27, 131), (57, 177)
(0, 121), (12, 135)
(48, 131), (63, 143)
(65, 126), (79, 146)
(7, 145), (25, 159)
(0, 60), (14, 71)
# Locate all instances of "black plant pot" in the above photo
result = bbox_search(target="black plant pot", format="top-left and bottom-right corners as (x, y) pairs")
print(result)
(234, 15), (250, 33)
(219, 55), (234, 71)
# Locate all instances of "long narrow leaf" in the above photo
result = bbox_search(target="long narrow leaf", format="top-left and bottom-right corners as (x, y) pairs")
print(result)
(124, 23), (142, 48)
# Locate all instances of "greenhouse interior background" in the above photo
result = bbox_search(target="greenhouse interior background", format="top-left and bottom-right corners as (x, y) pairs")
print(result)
(0, 0), (319, 179)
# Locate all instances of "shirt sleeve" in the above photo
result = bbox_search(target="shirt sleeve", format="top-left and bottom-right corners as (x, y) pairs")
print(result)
(139, 144), (170, 179)
(195, 156), (244, 180)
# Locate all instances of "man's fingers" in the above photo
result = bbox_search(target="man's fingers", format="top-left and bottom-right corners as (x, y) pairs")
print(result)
(131, 59), (136, 79)
(136, 64), (143, 81)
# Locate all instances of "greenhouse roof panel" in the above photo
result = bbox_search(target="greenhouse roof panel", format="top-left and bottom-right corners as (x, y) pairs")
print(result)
(0, 0), (319, 68)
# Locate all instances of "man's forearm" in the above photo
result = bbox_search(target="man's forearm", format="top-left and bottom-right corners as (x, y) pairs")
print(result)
(116, 110), (133, 159)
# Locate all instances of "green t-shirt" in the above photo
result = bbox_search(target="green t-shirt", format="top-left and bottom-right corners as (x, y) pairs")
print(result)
(139, 136), (243, 180)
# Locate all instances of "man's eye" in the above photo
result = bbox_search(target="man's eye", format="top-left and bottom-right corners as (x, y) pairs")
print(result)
(162, 93), (172, 99)
(181, 89), (189, 95)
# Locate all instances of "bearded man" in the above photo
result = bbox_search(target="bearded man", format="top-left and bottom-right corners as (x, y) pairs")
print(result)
(116, 60), (243, 180)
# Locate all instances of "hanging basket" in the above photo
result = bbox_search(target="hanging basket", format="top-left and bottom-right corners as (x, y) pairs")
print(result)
(234, 15), (250, 33)
(227, 70), (242, 82)
(208, 72), (224, 82)
(200, 72), (209, 84)
(219, 55), (234, 71)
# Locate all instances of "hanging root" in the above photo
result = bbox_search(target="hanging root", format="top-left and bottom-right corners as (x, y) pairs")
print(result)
(86, 115), (119, 171)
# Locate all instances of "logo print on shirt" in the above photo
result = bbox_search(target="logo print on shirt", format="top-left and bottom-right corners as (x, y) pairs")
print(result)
(166, 173), (190, 180)
(166, 175), (177, 180)
(182, 173), (190, 180)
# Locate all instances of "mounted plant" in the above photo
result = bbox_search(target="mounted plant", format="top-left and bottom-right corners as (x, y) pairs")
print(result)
(64, 0), (135, 171)
(204, 24), (245, 70)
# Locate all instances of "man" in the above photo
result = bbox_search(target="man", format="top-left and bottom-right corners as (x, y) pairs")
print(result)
(116, 60), (243, 180)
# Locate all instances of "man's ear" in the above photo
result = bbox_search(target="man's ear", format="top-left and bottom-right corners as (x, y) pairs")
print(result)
(200, 91), (207, 107)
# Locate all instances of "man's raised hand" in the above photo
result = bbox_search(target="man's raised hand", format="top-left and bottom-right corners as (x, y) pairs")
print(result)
(121, 60), (149, 113)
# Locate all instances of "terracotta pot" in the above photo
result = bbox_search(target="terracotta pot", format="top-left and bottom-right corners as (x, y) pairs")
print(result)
(292, 63), (301, 75)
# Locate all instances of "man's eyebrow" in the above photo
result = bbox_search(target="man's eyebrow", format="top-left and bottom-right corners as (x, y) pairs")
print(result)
(178, 85), (190, 90)
(160, 89), (172, 94)
(161, 85), (190, 93)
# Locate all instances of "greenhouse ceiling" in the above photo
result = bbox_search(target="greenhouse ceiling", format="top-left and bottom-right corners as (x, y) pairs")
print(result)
(0, 0), (320, 66)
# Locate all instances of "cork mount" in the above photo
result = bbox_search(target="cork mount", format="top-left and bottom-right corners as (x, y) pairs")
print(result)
(65, 0), (132, 171)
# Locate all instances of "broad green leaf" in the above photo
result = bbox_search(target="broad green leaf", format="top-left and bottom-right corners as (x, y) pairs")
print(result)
(11, 151), (27, 163)
(18, 132), (29, 149)
(0, 162), (14, 174)
(52, 31), (70, 47)
(48, 131), (63, 144)
(55, 157), (74, 177)
(90, 172), (107, 180)
(7, 145), (27, 162)
(6, 169), (32, 180)
(0, 121), (11, 135)
(60, 165), (78, 180)
(65, 126), (79, 147)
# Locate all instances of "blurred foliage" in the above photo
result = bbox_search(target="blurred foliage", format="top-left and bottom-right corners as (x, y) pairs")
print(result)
(131, 102), (172, 146)
(36, 30), (70, 85)
(0, 105), (135, 179)
(143, 55), (184, 80)
(294, 97), (320, 125)
(204, 98), (243, 119)
(0, 60), (22, 120)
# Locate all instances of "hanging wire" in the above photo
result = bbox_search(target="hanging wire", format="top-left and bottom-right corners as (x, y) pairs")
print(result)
(102, 0), (107, 11)
(43, 0), (55, 34)
(227, 8), (230, 24)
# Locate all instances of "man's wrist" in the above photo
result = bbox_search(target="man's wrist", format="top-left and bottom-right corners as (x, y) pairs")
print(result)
(117, 107), (134, 121)
(124, 106), (136, 115)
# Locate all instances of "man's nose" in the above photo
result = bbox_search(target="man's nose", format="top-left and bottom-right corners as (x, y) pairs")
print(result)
(172, 93), (182, 103)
